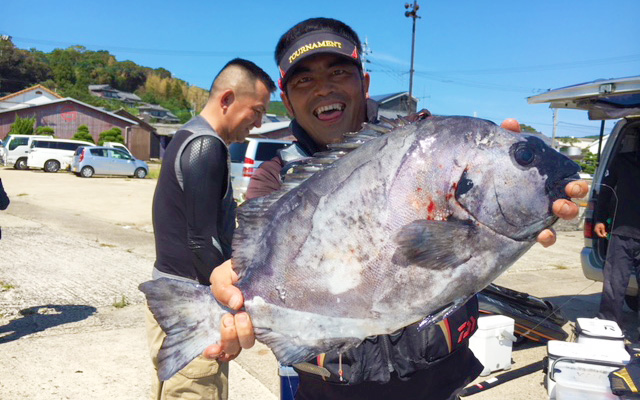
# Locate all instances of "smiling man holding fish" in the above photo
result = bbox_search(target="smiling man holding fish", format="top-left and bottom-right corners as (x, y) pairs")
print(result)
(198, 17), (589, 400)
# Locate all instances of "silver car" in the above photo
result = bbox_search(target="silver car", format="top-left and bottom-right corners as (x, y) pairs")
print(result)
(71, 146), (149, 178)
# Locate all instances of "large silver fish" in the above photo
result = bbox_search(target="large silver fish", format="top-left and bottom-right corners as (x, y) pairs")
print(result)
(140, 116), (580, 380)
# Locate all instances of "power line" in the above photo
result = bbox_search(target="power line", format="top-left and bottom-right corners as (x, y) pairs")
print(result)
(417, 54), (640, 76)
(9, 36), (272, 57)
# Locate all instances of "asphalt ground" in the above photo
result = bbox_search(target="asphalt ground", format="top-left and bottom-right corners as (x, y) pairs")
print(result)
(0, 167), (627, 400)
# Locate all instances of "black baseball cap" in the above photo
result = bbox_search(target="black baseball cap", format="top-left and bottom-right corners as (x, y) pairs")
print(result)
(277, 29), (362, 89)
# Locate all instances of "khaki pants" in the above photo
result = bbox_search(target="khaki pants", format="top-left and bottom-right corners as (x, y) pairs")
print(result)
(145, 305), (229, 400)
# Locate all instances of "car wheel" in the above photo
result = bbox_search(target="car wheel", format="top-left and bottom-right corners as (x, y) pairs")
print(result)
(80, 166), (94, 178)
(15, 158), (27, 170)
(625, 295), (639, 312)
(44, 160), (61, 173)
(134, 168), (147, 179)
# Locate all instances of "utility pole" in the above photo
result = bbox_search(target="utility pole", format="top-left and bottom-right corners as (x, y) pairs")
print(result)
(552, 108), (558, 149)
(405, 1), (420, 113)
(361, 37), (372, 73)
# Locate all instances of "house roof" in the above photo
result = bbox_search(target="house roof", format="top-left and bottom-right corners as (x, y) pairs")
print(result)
(0, 97), (139, 125)
(6, 95), (53, 110)
(138, 103), (170, 111)
(88, 84), (114, 91)
(0, 84), (62, 102)
(118, 92), (142, 102)
(370, 92), (418, 104)
(113, 109), (155, 132)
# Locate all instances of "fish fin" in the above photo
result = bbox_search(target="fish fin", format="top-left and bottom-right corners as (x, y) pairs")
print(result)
(257, 328), (361, 366)
(393, 219), (475, 270)
(417, 295), (475, 331)
(139, 278), (224, 381)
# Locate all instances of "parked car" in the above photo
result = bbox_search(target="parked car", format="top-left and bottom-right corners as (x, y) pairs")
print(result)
(71, 146), (149, 178)
(27, 138), (94, 172)
(103, 141), (133, 157)
(528, 75), (640, 309)
(229, 137), (292, 201)
(1, 134), (53, 169)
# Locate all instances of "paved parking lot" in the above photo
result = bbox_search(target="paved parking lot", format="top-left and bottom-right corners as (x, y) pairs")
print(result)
(0, 167), (618, 399)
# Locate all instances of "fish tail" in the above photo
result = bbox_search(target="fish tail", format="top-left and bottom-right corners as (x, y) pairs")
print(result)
(139, 277), (224, 381)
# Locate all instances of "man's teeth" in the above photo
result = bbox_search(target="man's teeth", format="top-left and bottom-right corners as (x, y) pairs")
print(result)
(314, 104), (345, 116)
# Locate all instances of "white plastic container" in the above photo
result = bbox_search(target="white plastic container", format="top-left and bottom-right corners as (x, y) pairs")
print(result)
(546, 340), (629, 399)
(576, 317), (625, 351)
(468, 315), (516, 376)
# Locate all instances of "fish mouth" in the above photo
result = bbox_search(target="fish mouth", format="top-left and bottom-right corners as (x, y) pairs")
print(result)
(493, 184), (549, 241)
(313, 102), (346, 122)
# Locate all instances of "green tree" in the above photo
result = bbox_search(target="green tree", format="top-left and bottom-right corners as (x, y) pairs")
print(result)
(0, 38), (52, 93)
(268, 101), (290, 117)
(8, 114), (35, 135)
(578, 150), (598, 175)
(557, 137), (580, 145)
(519, 124), (537, 133)
(72, 125), (94, 143)
(35, 126), (55, 136)
(98, 127), (124, 145)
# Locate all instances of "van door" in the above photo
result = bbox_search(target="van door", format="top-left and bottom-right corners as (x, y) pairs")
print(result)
(6, 136), (31, 168)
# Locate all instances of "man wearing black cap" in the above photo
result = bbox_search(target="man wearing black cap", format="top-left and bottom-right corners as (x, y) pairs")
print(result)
(207, 17), (588, 400)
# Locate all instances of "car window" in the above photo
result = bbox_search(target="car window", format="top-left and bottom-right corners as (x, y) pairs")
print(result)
(90, 148), (107, 157)
(9, 137), (28, 150)
(33, 141), (50, 148)
(255, 142), (289, 162)
(229, 141), (249, 163)
(62, 142), (81, 151)
(110, 149), (131, 160)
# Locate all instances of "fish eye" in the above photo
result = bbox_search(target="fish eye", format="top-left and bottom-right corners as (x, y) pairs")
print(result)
(513, 143), (535, 166)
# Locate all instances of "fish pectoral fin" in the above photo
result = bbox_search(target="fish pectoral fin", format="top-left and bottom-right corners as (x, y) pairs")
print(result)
(417, 295), (474, 331)
(257, 327), (361, 366)
(393, 218), (475, 270)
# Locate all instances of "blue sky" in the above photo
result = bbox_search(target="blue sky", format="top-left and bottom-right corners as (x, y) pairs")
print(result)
(2, 0), (639, 138)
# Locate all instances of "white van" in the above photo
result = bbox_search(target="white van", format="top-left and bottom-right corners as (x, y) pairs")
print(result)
(229, 137), (292, 202)
(1, 134), (54, 169)
(27, 138), (94, 172)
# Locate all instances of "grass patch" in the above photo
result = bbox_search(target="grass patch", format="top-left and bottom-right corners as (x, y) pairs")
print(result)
(17, 193), (28, 197)
(99, 243), (116, 248)
(0, 281), (15, 291)
(113, 295), (130, 308)
(553, 264), (569, 270)
(148, 166), (161, 180)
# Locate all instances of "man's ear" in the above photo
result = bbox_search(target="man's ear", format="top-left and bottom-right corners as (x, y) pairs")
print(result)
(220, 89), (235, 111)
(281, 91), (295, 116)
(363, 72), (371, 99)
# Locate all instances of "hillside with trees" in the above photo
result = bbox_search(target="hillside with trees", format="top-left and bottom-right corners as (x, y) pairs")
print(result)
(0, 37), (211, 123)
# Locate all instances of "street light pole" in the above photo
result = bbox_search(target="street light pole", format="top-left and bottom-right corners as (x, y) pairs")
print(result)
(405, 1), (420, 112)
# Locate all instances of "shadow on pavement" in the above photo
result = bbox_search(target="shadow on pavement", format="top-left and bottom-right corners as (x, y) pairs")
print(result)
(545, 293), (601, 322)
(0, 304), (97, 343)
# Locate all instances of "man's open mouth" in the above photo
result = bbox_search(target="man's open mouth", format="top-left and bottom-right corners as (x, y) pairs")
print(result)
(313, 103), (346, 121)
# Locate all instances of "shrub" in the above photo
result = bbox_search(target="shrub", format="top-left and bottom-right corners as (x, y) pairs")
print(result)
(72, 125), (95, 143)
(35, 126), (55, 136)
(98, 127), (124, 145)
(8, 114), (35, 135)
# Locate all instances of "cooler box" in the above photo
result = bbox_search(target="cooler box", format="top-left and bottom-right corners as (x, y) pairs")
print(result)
(546, 340), (630, 400)
(468, 315), (516, 376)
(279, 364), (299, 400)
(575, 318), (625, 351)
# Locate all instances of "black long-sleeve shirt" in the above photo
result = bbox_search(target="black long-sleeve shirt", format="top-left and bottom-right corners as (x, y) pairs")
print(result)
(595, 151), (640, 240)
(152, 116), (235, 284)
